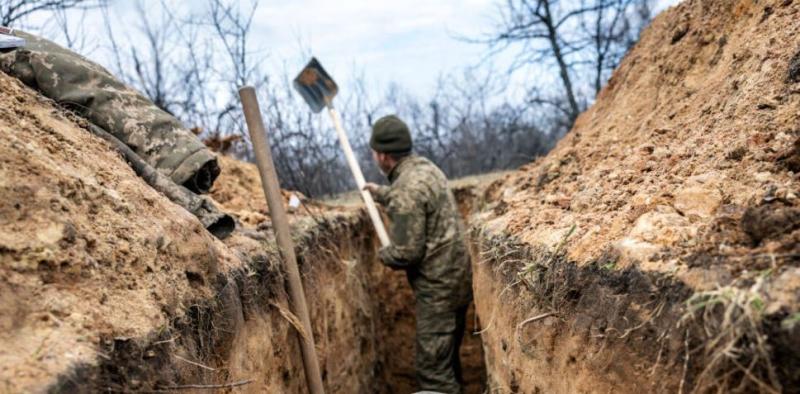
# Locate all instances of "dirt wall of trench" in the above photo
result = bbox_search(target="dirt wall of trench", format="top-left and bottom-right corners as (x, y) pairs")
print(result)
(46, 199), (487, 394)
(466, 0), (800, 392)
(42, 211), (424, 393)
(470, 226), (692, 393)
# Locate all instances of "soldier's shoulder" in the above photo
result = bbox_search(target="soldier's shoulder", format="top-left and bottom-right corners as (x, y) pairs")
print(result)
(407, 156), (445, 179)
(392, 156), (444, 196)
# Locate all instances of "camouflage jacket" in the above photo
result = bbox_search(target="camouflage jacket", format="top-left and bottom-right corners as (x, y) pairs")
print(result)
(0, 31), (218, 193)
(375, 155), (472, 311)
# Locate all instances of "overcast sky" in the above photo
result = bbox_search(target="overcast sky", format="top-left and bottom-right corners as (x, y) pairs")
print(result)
(26, 0), (682, 100)
(260, 0), (680, 96)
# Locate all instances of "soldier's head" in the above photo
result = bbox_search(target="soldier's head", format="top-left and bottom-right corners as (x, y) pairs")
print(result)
(369, 115), (412, 175)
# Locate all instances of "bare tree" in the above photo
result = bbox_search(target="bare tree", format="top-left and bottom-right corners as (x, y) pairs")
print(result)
(478, 0), (652, 125)
(577, 0), (653, 94)
(51, 7), (93, 53)
(1, 0), (105, 27)
(208, 0), (260, 88)
(205, 0), (263, 147)
(375, 71), (555, 181)
(130, 1), (178, 113)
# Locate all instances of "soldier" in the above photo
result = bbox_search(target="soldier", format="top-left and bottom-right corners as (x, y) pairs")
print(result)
(363, 115), (473, 394)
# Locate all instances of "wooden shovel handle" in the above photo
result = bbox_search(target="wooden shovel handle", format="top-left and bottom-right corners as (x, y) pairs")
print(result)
(238, 86), (325, 394)
(327, 107), (392, 248)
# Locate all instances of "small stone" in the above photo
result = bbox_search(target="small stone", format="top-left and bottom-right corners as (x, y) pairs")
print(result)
(36, 223), (65, 245)
(653, 147), (671, 160)
(629, 205), (695, 245)
(674, 185), (723, 219)
(754, 172), (774, 183)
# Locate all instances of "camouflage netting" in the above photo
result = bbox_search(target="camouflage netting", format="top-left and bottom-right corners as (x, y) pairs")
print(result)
(0, 31), (219, 193)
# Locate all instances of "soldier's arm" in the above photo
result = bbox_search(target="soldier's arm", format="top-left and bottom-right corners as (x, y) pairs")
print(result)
(373, 185), (391, 205)
(378, 188), (426, 269)
(362, 183), (391, 205)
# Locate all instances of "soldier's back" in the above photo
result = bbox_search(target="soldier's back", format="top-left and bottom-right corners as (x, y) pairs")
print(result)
(395, 155), (472, 310)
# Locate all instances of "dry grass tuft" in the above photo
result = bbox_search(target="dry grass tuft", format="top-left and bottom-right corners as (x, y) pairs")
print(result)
(680, 277), (780, 394)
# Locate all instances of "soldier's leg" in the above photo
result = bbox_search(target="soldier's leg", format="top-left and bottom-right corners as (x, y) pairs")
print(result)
(416, 306), (461, 394)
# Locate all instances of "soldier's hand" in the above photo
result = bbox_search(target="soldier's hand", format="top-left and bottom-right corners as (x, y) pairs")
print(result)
(378, 246), (406, 271)
(362, 182), (380, 195)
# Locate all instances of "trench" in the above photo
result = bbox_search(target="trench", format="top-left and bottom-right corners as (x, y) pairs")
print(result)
(50, 169), (799, 394)
(47, 187), (488, 393)
(39, 171), (800, 394)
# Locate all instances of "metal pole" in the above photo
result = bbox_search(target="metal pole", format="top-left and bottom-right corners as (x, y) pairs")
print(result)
(238, 86), (325, 394)
(326, 106), (391, 247)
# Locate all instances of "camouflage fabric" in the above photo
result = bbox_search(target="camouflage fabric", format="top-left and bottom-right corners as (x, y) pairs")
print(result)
(374, 154), (472, 393)
(415, 305), (468, 394)
(0, 31), (219, 193)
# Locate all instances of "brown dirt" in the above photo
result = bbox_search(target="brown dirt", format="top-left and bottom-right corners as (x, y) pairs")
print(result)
(470, 0), (800, 392)
(0, 68), (486, 393)
(210, 155), (333, 227)
(0, 72), (237, 393)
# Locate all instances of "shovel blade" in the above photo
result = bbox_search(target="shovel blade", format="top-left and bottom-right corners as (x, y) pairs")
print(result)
(293, 57), (338, 113)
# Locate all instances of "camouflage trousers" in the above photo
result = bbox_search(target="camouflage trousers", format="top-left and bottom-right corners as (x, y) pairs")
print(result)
(415, 304), (468, 394)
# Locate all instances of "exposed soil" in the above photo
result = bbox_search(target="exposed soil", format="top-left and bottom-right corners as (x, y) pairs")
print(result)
(0, 73), (232, 393)
(210, 155), (334, 227)
(470, 0), (800, 392)
(0, 69), (486, 393)
(4, 0), (800, 392)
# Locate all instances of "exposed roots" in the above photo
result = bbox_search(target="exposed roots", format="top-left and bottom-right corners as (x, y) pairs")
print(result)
(270, 301), (312, 343)
(680, 278), (781, 394)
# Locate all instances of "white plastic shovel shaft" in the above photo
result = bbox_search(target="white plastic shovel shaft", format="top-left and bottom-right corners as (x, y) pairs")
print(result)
(327, 106), (391, 248)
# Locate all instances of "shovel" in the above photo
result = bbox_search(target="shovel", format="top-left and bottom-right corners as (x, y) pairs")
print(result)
(293, 58), (391, 248)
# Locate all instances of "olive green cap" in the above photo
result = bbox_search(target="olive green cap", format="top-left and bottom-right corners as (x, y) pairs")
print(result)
(370, 115), (412, 154)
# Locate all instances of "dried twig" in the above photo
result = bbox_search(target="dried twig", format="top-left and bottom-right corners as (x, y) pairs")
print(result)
(270, 301), (311, 343)
(152, 335), (180, 346)
(173, 355), (215, 372)
(679, 329), (689, 394)
(156, 379), (253, 391)
(517, 312), (555, 328)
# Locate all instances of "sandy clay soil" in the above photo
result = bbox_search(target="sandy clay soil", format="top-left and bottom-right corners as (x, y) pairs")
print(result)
(469, 0), (800, 392)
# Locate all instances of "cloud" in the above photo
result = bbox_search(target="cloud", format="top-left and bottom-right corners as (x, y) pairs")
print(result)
(250, 0), (496, 95)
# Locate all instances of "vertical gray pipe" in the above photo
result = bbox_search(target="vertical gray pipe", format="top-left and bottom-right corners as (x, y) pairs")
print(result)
(238, 86), (325, 394)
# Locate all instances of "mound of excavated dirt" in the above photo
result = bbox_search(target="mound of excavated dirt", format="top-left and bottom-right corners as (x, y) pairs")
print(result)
(211, 155), (332, 227)
(471, 0), (799, 392)
(0, 72), (240, 392)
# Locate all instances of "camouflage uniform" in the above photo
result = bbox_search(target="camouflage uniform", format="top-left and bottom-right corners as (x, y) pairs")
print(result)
(0, 31), (218, 193)
(374, 155), (472, 394)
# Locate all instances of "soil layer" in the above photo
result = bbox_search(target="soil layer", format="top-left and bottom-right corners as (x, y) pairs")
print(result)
(469, 0), (800, 392)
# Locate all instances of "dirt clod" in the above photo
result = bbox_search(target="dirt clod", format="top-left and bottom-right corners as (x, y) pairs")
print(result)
(741, 203), (800, 243)
(789, 48), (800, 82)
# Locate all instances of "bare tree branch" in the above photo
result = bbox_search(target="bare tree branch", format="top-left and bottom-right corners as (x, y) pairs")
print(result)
(1, 0), (105, 27)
